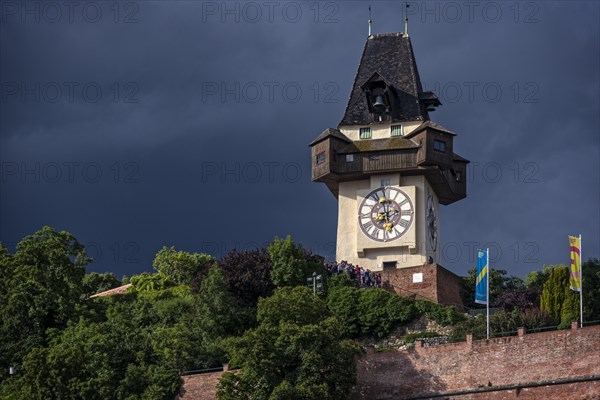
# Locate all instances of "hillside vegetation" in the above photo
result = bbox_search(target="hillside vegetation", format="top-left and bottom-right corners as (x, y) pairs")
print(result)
(1, 227), (599, 399)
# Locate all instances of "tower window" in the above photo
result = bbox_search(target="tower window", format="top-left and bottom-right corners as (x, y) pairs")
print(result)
(383, 261), (397, 270)
(359, 127), (372, 139)
(433, 140), (446, 152)
(345, 154), (354, 162)
(380, 179), (391, 187)
(315, 152), (325, 164)
(391, 125), (403, 137)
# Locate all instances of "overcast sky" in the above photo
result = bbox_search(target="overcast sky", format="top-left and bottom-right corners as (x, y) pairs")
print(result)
(1, 1), (598, 279)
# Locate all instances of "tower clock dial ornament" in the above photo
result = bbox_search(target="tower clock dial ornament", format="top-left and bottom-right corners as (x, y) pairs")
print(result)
(358, 187), (414, 242)
(426, 194), (438, 252)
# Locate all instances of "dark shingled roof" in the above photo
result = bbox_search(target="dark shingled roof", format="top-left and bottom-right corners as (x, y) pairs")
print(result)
(339, 137), (419, 154)
(339, 33), (427, 126)
(309, 128), (351, 146)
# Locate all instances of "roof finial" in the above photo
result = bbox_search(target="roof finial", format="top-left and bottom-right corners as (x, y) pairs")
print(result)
(368, 5), (373, 37)
(403, 3), (409, 38)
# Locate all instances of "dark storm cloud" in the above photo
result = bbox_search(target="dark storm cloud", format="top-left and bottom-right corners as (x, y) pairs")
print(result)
(1, 1), (598, 278)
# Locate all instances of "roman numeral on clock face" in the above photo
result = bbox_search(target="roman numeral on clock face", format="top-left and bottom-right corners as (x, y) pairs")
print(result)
(358, 187), (413, 242)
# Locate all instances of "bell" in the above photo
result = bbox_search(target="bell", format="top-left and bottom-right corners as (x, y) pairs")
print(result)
(373, 95), (386, 113)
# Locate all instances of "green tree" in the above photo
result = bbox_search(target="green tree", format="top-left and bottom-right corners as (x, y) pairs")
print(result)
(215, 248), (275, 308)
(217, 287), (361, 400)
(462, 268), (524, 310)
(0, 227), (89, 375)
(358, 289), (416, 338)
(525, 265), (553, 293)
(82, 272), (121, 296)
(268, 236), (323, 288)
(326, 285), (360, 338)
(582, 258), (600, 321)
(193, 266), (248, 367)
(6, 306), (181, 400)
(152, 246), (215, 285)
(129, 272), (176, 292)
(540, 265), (579, 327)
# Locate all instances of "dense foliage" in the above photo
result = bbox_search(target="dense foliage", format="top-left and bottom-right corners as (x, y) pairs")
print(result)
(0, 227), (88, 380)
(0, 228), (246, 399)
(2, 227), (599, 399)
(215, 248), (275, 308)
(460, 260), (600, 336)
(217, 287), (362, 400)
(462, 267), (525, 310)
(268, 236), (324, 288)
(582, 258), (600, 320)
(540, 265), (580, 327)
(153, 246), (216, 285)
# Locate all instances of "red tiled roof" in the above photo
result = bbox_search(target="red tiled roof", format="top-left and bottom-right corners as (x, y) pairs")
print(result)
(89, 284), (132, 298)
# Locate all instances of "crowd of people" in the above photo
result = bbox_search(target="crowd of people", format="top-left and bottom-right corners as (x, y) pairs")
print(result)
(324, 260), (383, 288)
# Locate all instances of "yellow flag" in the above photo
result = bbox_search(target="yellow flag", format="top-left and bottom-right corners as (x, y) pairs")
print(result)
(569, 235), (581, 292)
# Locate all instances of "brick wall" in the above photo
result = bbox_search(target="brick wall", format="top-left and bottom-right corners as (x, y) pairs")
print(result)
(177, 325), (600, 400)
(436, 264), (465, 307)
(381, 263), (464, 307)
(351, 323), (600, 399)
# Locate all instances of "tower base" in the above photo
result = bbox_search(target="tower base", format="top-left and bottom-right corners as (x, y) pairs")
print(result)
(380, 263), (464, 309)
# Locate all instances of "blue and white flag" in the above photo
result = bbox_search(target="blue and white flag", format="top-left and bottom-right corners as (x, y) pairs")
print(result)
(475, 249), (488, 305)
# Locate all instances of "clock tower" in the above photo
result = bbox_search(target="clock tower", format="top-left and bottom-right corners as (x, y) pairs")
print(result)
(309, 32), (468, 306)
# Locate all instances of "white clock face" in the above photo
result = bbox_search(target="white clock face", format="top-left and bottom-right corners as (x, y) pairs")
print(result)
(358, 187), (414, 242)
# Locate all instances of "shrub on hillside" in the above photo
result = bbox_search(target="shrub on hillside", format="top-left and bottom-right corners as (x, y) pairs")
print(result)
(414, 300), (466, 326)
(358, 289), (416, 338)
(326, 285), (360, 338)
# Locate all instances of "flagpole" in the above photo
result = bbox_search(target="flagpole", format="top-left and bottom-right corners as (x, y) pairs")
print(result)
(486, 248), (490, 339)
(579, 234), (583, 328)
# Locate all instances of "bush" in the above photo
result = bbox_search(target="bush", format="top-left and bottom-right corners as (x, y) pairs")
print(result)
(402, 331), (439, 345)
(414, 300), (466, 326)
(358, 289), (415, 338)
(326, 285), (360, 338)
(327, 273), (355, 289)
(450, 314), (486, 340)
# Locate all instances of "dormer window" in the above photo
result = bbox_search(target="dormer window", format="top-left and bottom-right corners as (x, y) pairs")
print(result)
(391, 125), (403, 137)
(316, 152), (325, 164)
(433, 140), (446, 152)
(359, 127), (372, 139)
